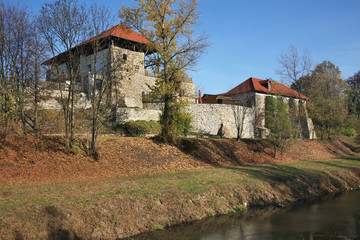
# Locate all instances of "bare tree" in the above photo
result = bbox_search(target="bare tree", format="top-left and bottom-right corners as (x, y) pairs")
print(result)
(276, 43), (312, 86)
(232, 103), (250, 140)
(86, 5), (116, 158)
(276, 44), (312, 138)
(25, 27), (48, 135)
(38, 0), (89, 150)
(0, 3), (35, 140)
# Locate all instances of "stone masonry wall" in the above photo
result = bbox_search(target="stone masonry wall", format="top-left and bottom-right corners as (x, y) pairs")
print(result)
(255, 93), (316, 139)
(116, 104), (255, 139)
(187, 104), (255, 138)
(37, 90), (91, 110)
(111, 46), (156, 108)
(116, 108), (161, 122)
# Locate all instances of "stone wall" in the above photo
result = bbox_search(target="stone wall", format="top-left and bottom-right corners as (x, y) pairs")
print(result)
(38, 88), (316, 139)
(187, 104), (255, 138)
(116, 108), (161, 122)
(256, 93), (316, 139)
(38, 90), (91, 110)
(111, 46), (156, 108)
(180, 82), (196, 103)
(116, 104), (255, 139)
(229, 92), (256, 107)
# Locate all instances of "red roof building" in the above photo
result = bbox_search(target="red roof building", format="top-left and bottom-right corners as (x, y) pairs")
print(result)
(220, 77), (308, 100)
(44, 24), (153, 65)
(80, 24), (151, 46)
(202, 77), (308, 105)
(200, 77), (316, 139)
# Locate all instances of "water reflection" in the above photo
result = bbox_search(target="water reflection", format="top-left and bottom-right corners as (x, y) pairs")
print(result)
(124, 191), (360, 240)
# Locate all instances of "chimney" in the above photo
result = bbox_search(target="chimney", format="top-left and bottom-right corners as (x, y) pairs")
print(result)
(266, 78), (272, 90)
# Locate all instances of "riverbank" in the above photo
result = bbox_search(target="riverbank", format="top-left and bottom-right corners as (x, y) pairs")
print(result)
(0, 158), (359, 239)
(0, 137), (359, 239)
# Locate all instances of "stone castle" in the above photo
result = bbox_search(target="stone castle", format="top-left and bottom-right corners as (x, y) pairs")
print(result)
(43, 24), (316, 139)
(44, 24), (195, 108)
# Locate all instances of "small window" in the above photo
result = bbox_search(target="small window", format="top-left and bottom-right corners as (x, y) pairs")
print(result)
(123, 53), (127, 61)
(95, 79), (102, 90)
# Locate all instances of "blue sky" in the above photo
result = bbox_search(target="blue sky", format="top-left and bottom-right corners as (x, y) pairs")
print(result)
(5, 0), (360, 94)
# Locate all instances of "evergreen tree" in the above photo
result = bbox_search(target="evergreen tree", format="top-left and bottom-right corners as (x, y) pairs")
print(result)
(265, 96), (296, 159)
(347, 71), (360, 118)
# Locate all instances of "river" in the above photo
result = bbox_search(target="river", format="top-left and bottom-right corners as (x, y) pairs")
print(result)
(125, 191), (360, 240)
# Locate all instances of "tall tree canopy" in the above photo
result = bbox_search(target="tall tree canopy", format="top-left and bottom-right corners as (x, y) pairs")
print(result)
(120, 0), (208, 143)
(293, 61), (349, 139)
(347, 71), (360, 118)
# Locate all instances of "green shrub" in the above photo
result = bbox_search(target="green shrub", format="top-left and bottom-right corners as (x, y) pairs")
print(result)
(153, 223), (164, 231)
(235, 205), (247, 212)
(341, 128), (357, 137)
(159, 101), (192, 139)
(114, 120), (161, 135)
(176, 110), (192, 136)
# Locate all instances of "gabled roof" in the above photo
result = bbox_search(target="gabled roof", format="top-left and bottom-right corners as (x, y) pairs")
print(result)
(220, 77), (308, 99)
(80, 24), (151, 46)
(43, 24), (152, 65)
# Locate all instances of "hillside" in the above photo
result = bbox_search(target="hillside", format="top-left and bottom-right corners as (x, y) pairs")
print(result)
(0, 136), (359, 185)
(1, 136), (360, 239)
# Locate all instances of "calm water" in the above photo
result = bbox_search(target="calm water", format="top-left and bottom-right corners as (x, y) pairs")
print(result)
(126, 191), (360, 240)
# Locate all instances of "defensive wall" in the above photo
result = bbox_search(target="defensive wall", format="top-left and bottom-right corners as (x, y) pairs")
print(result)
(37, 92), (315, 139)
(116, 104), (256, 138)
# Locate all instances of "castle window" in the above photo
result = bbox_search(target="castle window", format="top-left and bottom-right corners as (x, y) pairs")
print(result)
(95, 79), (102, 90)
(123, 53), (127, 61)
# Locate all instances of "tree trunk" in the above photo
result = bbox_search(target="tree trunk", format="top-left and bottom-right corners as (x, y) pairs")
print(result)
(161, 94), (171, 143)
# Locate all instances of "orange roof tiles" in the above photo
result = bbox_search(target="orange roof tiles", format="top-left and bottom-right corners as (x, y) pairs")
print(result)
(80, 24), (150, 45)
(221, 77), (308, 99)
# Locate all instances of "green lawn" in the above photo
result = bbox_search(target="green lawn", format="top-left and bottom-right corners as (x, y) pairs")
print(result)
(1, 157), (359, 213)
(0, 156), (359, 239)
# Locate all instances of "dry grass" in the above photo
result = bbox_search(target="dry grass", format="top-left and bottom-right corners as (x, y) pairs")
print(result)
(0, 136), (359, 239)
(0, 157), (359, 239)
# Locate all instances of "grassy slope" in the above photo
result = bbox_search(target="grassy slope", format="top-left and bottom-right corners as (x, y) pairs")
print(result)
(1, 156), (359, 239)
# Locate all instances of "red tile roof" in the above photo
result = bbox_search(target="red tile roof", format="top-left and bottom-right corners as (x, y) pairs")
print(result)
(80, 23), (151, 45)
(43, 24), (151, 65)
(220, 77), (308, 99)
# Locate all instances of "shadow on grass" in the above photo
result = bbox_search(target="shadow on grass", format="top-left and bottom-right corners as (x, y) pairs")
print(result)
(323, 139), (360, 157)
(231, 164), (322, 183)
(44, 205), (82, 240)
(175, 138), (239, 167)
(310, 158), (360, 182)
(228, 159), (360, 199)
(175, 138), (273, 167)
(340, 140), (360, 154)
(12, 205), (82, 240)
